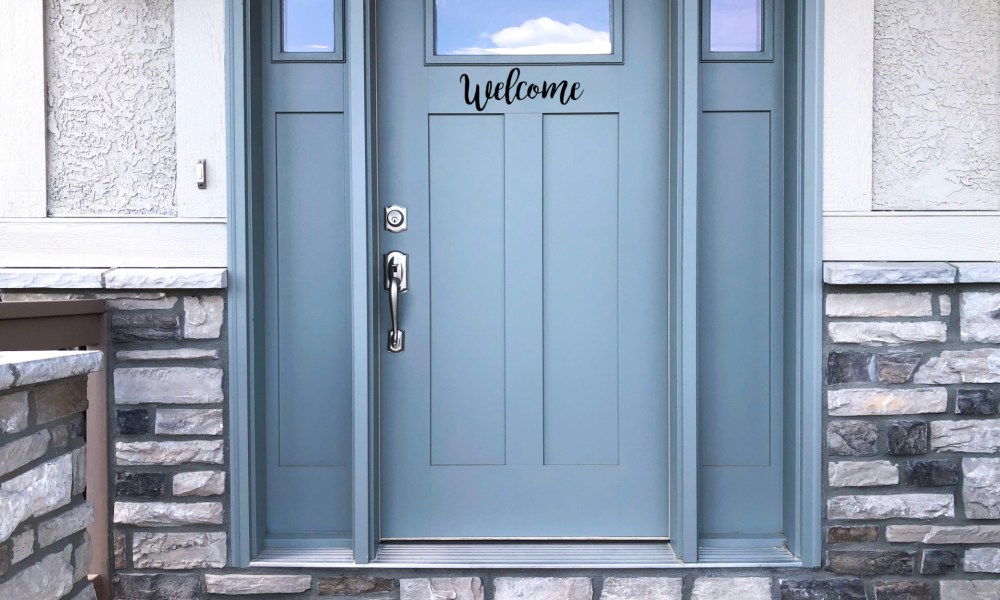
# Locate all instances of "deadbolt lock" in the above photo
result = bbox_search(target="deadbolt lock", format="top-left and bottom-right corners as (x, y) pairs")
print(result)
(385, 205), (407, 233)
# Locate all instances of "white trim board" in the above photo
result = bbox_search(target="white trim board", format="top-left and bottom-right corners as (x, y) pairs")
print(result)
(822, 0), (874, 212)
(0, 0), (46, 218)
(175, 0), (228, 218)
(0, 219), (227, 267)
(824, 213), (1000, 261)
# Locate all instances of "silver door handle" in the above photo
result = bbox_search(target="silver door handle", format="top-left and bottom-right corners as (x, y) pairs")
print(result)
(384, 251), (408, 353)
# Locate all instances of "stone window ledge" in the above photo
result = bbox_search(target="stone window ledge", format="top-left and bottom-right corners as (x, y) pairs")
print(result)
(0, 350), (104, 391)
(824, 262), (1000, 285)
(0, 268), (227, 290)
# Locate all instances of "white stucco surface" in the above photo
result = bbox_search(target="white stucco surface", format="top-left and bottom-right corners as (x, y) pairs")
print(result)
(872, 0), (1000, 210)
(45, 0), (177, 216)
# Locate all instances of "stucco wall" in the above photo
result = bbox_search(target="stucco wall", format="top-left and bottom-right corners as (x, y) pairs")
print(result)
(872, 0), (1000, 211)
(45, 0), (177, 217)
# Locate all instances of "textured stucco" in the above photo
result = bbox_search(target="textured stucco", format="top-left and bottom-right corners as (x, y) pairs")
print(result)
(45, 0), (177, 216)
(872, 0), (1000, 210)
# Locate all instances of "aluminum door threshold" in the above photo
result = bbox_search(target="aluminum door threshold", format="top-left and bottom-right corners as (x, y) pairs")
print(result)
(251, 543), (802, 568)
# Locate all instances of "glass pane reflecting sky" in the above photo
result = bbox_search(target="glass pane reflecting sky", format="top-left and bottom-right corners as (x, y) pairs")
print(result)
(436, 0), (612, 55)
(710, 0), (763, 53)
(284, 0), (335, 53)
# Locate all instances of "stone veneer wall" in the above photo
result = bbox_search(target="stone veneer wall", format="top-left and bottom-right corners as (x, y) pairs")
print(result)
(3, 264), (1000, 600)
(0, 350), (103, 600)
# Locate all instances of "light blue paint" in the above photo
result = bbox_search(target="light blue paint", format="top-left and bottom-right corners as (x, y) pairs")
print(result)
(225, 0), (825, 566)
(378, 0), (670, 539)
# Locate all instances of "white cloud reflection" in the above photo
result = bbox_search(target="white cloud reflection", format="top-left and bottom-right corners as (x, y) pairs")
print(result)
(453, 17), (611, 55)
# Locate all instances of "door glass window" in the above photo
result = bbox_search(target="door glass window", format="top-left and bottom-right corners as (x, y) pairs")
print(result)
(434, 0), (613, 56)
(709, 0), (763, 53)
(283, 0), (336, 53)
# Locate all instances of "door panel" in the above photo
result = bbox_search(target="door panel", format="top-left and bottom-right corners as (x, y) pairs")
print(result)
(428, 114), (507, 467)
(378, 0), (670, 540)
(542, 113), (620, 467)
(258, 0), (352, 544)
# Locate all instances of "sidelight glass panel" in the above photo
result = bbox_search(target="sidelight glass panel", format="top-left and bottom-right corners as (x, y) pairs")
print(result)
(435, 0), (612, 56)
(283, 0), (335, 53)
(709, 0), (763, 53)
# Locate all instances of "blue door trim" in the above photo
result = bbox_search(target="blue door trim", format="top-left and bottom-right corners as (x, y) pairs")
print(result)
(225, 0), (824, 568)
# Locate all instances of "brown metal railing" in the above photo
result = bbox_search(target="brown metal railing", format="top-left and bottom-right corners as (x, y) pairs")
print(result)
(0, 300), (110, 600)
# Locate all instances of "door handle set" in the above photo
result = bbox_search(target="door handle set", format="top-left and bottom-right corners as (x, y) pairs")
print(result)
(384, 251), (408, 353)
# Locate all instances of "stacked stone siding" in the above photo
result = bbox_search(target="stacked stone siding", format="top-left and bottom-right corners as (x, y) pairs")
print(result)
(822, 262), (1000, 600)
(0, 351), (103, 600)
(3, 265), (1000, 599)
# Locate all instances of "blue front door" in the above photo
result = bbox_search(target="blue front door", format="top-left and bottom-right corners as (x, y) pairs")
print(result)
(377, 0), (671, 539)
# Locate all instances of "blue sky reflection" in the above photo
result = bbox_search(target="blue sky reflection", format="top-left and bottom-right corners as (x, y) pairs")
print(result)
(436, 0), (612, 55)
(709, 0), (763, 52)
(283, 0), (335, 53)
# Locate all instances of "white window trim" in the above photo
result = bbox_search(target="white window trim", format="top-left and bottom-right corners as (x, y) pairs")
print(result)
(0, 0), (46, 218)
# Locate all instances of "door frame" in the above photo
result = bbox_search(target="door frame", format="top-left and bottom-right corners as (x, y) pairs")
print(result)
(226, 0), (824, 567)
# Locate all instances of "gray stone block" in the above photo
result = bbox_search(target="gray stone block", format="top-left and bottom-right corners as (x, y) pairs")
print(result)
(964, 548), (1000, 573)
(33, 378), (88, 424)
(870, 581), (931, 600)
(828, 321), (947, 345)
(940, 581), (1000, 600)
(601, 577), (681, 600)
(114, 367), (224, 405)
(0, 430), (51, 478)
(826, 526), (878, 543)
(828, 460), (898, 487)
(692, 577), (770, 600)
(115, 440), (224, 466)
(318, 576), (394, 596)
(36, 502), (93, 547)
(875, 351), (922, 384)
(962, 457), (1000, 519)
(172, 471), (225, 497)
(886, 525), (1000, 544)
(827, 493), (954, 520)
(0, 391), (28, 434)
(828, 388), (946, 416)
(954, 262), (1000, 283)
(113, 572), (201, 599)
(826, 292), (932, 317)
(11, 529), (34, 564)
(931, 420), (1000, 453)
(903, 459), (960, 486)
(204, 574), (312, 595)
(183, 296), (224, 339)
(401, 578), (484, 600)
(113, 501), (223, 526)
(887, 420), (929, 455)
(0, 454), (72, 544)
(778, 578), (866, 600)
(117, 348), (220, 362)
(826, 351), (874, 384)
(154, 408), (223, 435)
(915, 349), (1000, 384)
(0, 544), (74, 600)
(956, 389), (998, 415)
(827, 421), (878, 456)
(919, 548), (958, 575)
(131, 532), (227, 569)
(826, 550), (913, 576)
(115, 472), (165, 499)
(494, 577), (592, 600)
(823, 262), (956, 285)
(111, 314), (181, 343)
(960, 292), (1000, 343)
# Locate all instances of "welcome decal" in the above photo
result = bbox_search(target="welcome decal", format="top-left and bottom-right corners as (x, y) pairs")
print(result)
(460, 68), (584, 112)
